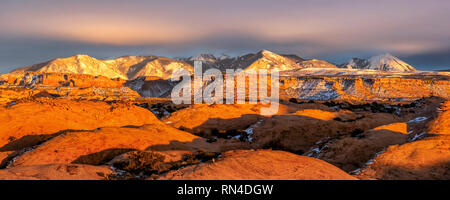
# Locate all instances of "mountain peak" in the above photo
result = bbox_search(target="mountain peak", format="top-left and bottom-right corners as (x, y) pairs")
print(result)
(69, 54), (93, 59)
(190, 54), (217, 62)
(370, 53), (397, 62)
(341, 53), (415, 72)
(258, 49), (277, 56)
(368, 53), (415, 72)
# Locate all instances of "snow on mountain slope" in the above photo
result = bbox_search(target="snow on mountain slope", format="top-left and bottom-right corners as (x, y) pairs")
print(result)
(298, 59), (338, 68)
(12, 55), (193, 80)
(8, 52), (419, 81)
(105, 56), (157, 75)
(339, 58), (369, 69)
(127, 57), (193, 80)
(242, 50), (302, 72)
(342, 53), (416, 72)
(178, 50), (303, 72)
(14, 55), (128, 79)
(367, 53), (416, 72)
(188, 53), (230, 62)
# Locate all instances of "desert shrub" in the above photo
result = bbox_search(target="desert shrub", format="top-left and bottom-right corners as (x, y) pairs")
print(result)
(112, 151), (166, 175)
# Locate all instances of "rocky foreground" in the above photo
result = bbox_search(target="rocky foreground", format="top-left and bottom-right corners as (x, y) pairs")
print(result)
(0, 51), (449, 180)
(0, 77), (448, 179)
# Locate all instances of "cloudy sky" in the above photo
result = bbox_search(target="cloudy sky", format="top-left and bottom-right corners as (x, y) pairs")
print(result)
(0, 0), (449, 72)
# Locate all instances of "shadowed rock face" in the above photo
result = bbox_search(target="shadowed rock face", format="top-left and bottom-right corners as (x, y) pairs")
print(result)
(125, 76), (175, 97)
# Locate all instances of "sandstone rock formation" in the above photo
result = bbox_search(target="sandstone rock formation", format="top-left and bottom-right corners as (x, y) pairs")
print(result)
(280, 75), (450, 102)
(356, 101), (450, 179)
(0, 50), (449, 180)
(164, 103), (292, 137)
(158, 150), (357, 180)
(9, 124), (215, 167)
(0, 164), (111, 180)
(307, 123), (410, 172)
(0, 99), (157, 149)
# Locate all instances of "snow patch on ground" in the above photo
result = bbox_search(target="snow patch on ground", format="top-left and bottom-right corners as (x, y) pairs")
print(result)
(407, 116), (428, 123)
(409, 132), (427, 142)
(5, 147), (37, 169)
(351, 149), (386, 175)
(243, 119), (263, 143)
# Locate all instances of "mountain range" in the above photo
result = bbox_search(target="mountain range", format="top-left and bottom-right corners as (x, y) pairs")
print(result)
(10, 50), (417, 79)
(12, 55), (193, 80)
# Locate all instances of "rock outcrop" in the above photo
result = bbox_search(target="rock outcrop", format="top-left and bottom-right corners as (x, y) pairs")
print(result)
(280, 75), (450, 102)
(9, 124), (215, 167)
(158, 150), (357, 180)
(0, 164), (111, 180)
(356, 101), (450, 179)
(0, 99), (158, 149)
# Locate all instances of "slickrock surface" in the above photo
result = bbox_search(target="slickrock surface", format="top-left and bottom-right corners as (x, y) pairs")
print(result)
(0, 50), (449, 180)
(0, 99), (157, 149)
(0, 164), (111, 180)
(158, 150), (357, 180)
(357, 101), (450, 179)
(307, 123), (410, 172)
(10, 124), (216, 167)
(164, 103), (291, 136)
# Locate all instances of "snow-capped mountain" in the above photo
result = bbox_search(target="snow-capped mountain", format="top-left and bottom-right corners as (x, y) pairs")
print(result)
(12, 55), (193, 80)
(341, 53), (416, 72)
(178, 50), (304, 72)
(125, 57), (193, 80)
(243, 50), (302, 72)
(13, 55), (128, 79)
(187, 53), (230, 62)
(8, 51), (422, 81)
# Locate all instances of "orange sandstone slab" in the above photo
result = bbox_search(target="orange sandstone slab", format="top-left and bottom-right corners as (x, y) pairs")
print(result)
(0, 164), (111, 180)
(0, 99), (158, 149)
(164, 104), (291, 135)
(158, 150), (357, 180)
(357, 102), (450, 180)
(10, 124), (215, 167)
(357, 135), (450, 180)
